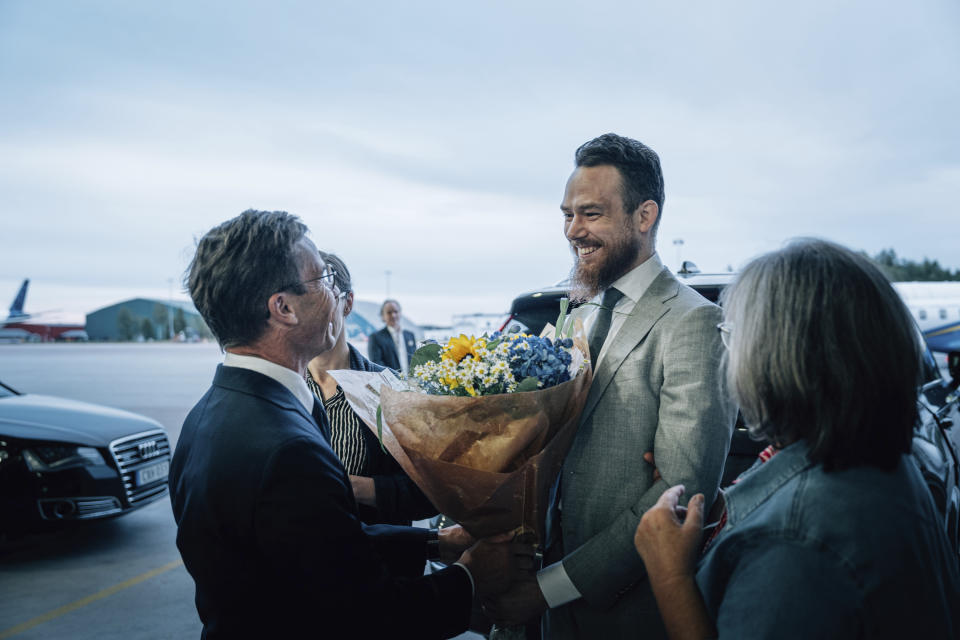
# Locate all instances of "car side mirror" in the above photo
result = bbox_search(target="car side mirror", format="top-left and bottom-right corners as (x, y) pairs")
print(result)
(948, 351), (960, 391)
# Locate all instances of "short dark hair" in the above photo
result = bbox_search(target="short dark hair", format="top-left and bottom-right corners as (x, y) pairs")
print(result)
(319, 251), (352, 294)
(186, 209), (308, 348)
(575, 133), (665, 228)
(721, 238), (921, 471)
(380, 299), (400, 316)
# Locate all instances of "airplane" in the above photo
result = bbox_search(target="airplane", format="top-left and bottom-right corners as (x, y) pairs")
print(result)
(3, 279), (32, 324)
(890, 282), (960, 354)
(2, 279), (62, 327)
(893, 282), (960, 333)
(924, 321), (960, 354)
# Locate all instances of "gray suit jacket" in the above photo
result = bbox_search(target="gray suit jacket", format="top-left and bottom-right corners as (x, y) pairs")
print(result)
(545, 267), (736, 639)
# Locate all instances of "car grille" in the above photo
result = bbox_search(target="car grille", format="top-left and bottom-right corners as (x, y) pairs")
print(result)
(109, 429), (171, 506)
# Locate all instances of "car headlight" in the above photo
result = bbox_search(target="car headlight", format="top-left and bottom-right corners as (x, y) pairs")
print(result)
(23, 445), (105, 472)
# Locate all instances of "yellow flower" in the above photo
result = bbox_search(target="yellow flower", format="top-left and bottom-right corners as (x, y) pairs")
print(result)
(443, 334), (485, 363)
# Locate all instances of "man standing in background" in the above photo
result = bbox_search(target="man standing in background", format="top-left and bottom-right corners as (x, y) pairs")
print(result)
(368, 299), (417, 373)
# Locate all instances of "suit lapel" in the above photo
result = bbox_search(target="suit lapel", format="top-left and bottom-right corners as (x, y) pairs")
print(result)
(580, 268), (680, 422)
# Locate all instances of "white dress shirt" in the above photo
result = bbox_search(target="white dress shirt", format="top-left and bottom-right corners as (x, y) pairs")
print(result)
(537, 252), (664, 608)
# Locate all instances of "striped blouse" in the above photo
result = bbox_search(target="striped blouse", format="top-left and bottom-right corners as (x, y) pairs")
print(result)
(305, 370), (368, 476)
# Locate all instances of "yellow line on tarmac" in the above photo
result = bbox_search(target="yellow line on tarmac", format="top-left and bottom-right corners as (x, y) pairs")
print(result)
(0, 558), (184, 639)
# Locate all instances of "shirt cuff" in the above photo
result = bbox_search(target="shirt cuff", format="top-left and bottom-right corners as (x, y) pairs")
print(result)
(536, 560), (582, 608)
(453, 562), (475, 597)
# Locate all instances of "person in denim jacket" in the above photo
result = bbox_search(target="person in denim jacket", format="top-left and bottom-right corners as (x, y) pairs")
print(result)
(634, 238), (960, 639)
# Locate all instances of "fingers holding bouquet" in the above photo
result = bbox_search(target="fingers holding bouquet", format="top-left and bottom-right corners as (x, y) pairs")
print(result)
(457, 530), (538, 598)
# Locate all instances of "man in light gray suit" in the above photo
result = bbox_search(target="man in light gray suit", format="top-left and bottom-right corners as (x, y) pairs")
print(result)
(485, 133), (736, 638)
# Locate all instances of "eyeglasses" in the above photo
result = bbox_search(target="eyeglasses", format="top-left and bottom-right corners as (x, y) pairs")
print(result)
(716, 322), (733, 349)
(280, 268), (338, 294)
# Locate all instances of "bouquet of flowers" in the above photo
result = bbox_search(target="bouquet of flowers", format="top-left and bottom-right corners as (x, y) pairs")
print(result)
(332, 313), (591, 544)
(410, 332), (576, 397)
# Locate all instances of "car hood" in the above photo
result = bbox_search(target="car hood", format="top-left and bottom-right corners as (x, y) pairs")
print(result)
(0, 394), (164, 447)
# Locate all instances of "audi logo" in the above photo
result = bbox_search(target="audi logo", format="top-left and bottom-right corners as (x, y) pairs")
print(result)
(138, 440), (161, 459)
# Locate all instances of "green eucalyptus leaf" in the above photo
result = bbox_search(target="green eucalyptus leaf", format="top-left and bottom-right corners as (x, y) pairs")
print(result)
(516, 376), (541, 392)
(486, 338), (503, 351)
(410, 342), (443, 370)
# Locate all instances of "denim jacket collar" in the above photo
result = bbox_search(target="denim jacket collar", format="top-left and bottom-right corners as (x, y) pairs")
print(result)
(724, 439), (816, 528)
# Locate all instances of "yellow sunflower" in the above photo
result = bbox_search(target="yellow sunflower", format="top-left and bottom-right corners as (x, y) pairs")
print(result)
(443, 334), (485, 363)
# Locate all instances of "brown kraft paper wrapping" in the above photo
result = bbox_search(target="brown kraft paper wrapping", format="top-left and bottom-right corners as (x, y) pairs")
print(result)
(376, 360), (591, 543)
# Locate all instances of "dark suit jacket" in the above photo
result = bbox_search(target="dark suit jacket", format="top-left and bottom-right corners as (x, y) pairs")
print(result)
(367, 326), (416, 370)
(339, 344), (436, 525)
(169, 365), (470, 639)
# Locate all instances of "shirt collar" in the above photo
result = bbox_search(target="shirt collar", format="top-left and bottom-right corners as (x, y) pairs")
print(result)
(723, 439), (815, 527)
(388, 324), (402, 337)
(604, 252), (664, 305)
(222, 352), (315, 414)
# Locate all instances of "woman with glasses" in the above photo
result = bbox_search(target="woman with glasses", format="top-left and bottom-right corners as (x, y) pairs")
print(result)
(633, 238), (959, 638)
(304, 252), (436, 526)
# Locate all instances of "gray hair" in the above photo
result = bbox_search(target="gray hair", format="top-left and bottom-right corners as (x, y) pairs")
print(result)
(186, 209), (308, 348)
(721, 238), (920, 471)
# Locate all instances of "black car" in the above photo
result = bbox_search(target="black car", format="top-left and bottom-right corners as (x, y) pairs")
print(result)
(0, 379), (171, 533)
(499, 272), (960, 552)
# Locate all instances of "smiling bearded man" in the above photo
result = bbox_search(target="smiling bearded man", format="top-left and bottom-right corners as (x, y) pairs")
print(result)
(566, 165), (644, 303)
(483, 133), (738, 640)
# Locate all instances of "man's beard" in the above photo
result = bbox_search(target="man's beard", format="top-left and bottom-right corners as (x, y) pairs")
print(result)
(568, 228), (642, 303)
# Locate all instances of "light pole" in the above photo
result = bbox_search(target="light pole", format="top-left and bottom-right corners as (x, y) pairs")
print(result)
(673, 238), (684, 271)
(168, 277), (175, 340)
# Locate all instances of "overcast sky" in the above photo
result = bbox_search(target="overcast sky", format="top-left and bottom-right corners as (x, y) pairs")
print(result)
(1, 0), (957, 326)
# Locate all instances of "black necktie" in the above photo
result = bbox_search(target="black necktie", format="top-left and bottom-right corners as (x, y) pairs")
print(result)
(588, 287), (625, 363)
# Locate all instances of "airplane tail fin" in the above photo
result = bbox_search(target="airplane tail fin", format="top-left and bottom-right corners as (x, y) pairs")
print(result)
(9, 279), (29, 318)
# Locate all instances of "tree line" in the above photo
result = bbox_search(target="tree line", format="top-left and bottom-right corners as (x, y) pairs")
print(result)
(868, 249), (960, 282)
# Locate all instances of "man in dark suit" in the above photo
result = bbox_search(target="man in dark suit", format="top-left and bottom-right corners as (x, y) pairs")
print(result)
(169, 210), (525, 639)
(367, 299), (417, 373)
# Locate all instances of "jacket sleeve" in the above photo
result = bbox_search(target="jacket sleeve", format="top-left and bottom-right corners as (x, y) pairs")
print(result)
(254, 436), (471, 638)
(373, 472), (439, 522)
(563, 302), (737, 608)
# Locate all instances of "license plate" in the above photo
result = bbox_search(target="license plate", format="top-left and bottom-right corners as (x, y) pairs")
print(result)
(136, 460), (169, 486)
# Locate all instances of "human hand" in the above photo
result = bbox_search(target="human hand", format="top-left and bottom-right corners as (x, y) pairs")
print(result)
(643, 451), (661, 483)
(633, 485), (704, 587)
(438, 525), (477, 565)
(481, 573), (547, 626)
(458, 536), (536, 598)
(348, 475), (376, 507)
